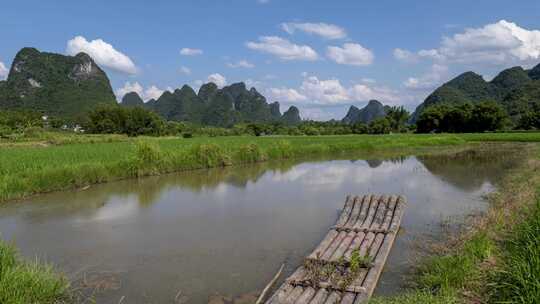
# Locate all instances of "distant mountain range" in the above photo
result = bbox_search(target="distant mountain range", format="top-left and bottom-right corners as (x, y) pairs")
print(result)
(411, 63), (540, 121)
(0, 47), (301, 126)
(341, 100), (389, 124)
(2, 47), (540, 127)
(121, 82), (301, 127)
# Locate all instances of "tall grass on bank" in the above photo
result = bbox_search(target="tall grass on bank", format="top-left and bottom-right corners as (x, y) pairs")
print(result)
(0, 134), (470, 203)
(489, 199), (540, 303)
(0, 239), (70, 304)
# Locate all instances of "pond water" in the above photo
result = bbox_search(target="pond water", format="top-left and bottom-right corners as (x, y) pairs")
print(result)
(0, 146), (523, 303)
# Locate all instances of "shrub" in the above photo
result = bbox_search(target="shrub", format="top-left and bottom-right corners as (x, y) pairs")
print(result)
(237, 143), (267, 163)
(132, 140), (163, 176)
(85, 105), (165, 136)
(190, 144), (231, 168)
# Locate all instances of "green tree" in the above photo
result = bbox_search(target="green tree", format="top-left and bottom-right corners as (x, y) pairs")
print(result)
(416, 105), (447, 133)
(125, 107), (164, 136)
(470, 102), (509, 132)
(385, 106), (410, 132)
(368, 118), (391, 134)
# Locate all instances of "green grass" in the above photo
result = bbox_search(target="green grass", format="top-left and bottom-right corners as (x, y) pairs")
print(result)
(0, 239), (70, 304)
(0, 133), (472, 202)
(489, 199), (540, 303)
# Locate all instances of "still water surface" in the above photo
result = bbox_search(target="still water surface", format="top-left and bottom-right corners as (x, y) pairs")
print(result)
(0, 147), (522, 303)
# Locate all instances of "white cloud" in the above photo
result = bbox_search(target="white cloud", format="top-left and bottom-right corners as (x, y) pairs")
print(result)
(246, 36), (319, 61)
(245, 78), (262, 89)
(144, 85), (166, 100)
(396, 20), (540, 66)
(281, 22), (347, 40)
(327, 43), (374, 66)
(268, 74), (401, 106)
(404, 64), (449, 90)
(393, 48), (416, 63)
(227, 60), (255, 68)
(360, 78), (376, 84)
(179, 66), (191, 75)
(348, 83), (400, 104)
(207, 73), (227, 88)
(0, 61), (8, 80)
(300, 108), (337, 121)
(300, 76), (349, 104)
(418, 49), (444, 60)
(180, 48), (203, 56)
(115, 82), (167, 102)
(267, 87), (307, 102)
(66, 36), (137, 74)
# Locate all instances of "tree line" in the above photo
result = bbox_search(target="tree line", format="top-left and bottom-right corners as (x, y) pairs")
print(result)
(2, 101), (540, 139)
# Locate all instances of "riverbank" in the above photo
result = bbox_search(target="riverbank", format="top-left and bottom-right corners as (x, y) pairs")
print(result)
(2, 133), (540, 204)
(371, 145), (540, 304)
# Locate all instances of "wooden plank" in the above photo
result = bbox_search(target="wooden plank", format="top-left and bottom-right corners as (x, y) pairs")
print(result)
(324, 291), (341, 304)
(369, 196), (389, 230)
(388, 196), (406, 233)
(380, 196), (397, 231)
(330, 231), (356, 262)
(308, 230), (339, 260)
(340, 293), (356, 304)
(309, 288), (329, 304)
(344, 196), (363, 228)
(321, 231), (348, 261)
(357, 232), (375, 257)
(352, 195), (373, 230)
(295, 287), (316, 304)
(360, 196), (382, 230)
(335, 196), (355, 227)
(284, 286), (304, 303)
(343, 232), (365, 261)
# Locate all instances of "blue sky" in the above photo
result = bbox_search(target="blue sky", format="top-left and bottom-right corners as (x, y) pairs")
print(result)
(1, 0), (540, 120)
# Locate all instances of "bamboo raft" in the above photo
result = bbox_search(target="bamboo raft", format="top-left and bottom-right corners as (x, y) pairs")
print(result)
(265, 194), (406, 304)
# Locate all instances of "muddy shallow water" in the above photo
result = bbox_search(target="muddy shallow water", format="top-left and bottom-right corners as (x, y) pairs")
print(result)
(0, 146), (522, 303)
